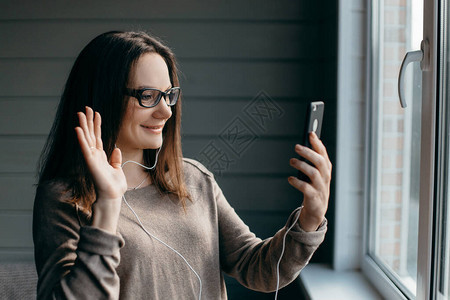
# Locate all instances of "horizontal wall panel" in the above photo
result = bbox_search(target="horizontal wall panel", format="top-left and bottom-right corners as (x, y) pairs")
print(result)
(0, 98), (58, 135)
(0, 174), (300, 212)
(0, 21), (320, 60)
(179, 61), (320, 98)
(0, 249), (34, 262)
(0, 137), (45, 173)
(0, 1), (319, 21)
(0, 60), (72, 97)
(183, 137), (302, 175)
(236, 211), (294, 239)
(0, 59), (322, 98)
(0, 136), (303, 175)
(183, 98), (313, 137)
(0, 97), (315, 137)
(0, 213), (33, 248)
(0, 175), (36, 210)
(217, 176), (302, 211)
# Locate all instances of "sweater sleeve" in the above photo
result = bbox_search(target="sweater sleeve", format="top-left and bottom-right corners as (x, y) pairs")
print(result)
(215, 178), (327, 292)
(32, 182), (124, 300)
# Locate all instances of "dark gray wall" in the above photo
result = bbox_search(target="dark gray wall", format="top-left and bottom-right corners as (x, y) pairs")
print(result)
(310, 0), (338, 267)
(0, 0), (337, 298)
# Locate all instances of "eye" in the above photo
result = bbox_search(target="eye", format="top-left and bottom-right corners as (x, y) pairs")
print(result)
(141, 90), (157, 100)
(139, 90), (161, 105)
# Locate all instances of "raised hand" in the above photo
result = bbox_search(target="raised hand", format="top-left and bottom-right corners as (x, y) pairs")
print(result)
(288, 132), (332, 231)
(75, 107), (127, 232)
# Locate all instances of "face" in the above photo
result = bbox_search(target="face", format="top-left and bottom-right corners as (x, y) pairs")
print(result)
(116, 53), (173, 153)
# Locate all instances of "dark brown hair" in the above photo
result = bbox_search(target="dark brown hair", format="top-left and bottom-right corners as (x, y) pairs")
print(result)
(38, 31), (190, 213)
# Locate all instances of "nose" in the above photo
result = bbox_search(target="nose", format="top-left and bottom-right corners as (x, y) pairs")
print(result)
(152, 95), (172, 119)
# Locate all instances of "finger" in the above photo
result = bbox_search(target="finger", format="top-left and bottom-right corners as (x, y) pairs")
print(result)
(287, 176), (315, 195)
(110, 147), (123, 169)
(290, 158), (323, 186)
(294, 144), (329, 177)
(86, 106), (95, 145)
(310, 132), (330, 162)
(75, 127), (92, 159)
(78, 112), (93, 146)
(94, 111), (103, 150)
(309, 133), (333, 174)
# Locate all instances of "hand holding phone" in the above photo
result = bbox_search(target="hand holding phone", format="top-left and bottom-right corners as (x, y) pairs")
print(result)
(297, 101), (324, 182)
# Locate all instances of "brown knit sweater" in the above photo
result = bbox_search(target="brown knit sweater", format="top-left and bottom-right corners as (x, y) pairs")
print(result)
(33, 158), (327, 299)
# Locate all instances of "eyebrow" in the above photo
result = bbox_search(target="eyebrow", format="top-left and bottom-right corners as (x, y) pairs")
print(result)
(136, 85), (173, 91)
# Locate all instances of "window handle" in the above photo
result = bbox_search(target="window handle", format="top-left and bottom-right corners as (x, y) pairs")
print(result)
(398, 49), (423, 108)
(398, 39), (429, 108)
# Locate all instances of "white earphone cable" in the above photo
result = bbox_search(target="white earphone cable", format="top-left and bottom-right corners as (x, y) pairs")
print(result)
(274, 209), (301, 300)
(121, 142), (162, 171)
(118, 136), (297, 300)
(119, 136), (202, 300)
(122, 194), (202, 300)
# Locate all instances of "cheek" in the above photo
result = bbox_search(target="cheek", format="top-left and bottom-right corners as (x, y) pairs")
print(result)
(122, 104), (138, 129)
(118, 114), (135, 138)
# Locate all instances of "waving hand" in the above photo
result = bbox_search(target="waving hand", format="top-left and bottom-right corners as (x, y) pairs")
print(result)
(74, 106), (127, 232)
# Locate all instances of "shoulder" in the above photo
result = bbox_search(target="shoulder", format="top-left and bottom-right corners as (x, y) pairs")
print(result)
(37, 179), (69, 193)
(34, 179), (76, 216)
(35, 180), (70, 202)
(182, 157), (214, 178)
(33, 179), (92, 243)
(181, 158), (216, 188)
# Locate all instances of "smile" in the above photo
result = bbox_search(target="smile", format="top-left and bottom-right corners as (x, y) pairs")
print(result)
(141, 125), (163, 133)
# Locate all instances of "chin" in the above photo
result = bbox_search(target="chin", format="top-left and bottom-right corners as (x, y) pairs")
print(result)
(145, 138), (163, 150)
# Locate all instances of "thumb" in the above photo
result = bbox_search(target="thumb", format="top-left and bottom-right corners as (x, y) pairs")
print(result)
(110, 147), (123, 169)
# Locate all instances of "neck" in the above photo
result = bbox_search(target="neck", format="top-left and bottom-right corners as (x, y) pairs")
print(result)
(121, 148), (144, 166)
(120, 149), (151, 189)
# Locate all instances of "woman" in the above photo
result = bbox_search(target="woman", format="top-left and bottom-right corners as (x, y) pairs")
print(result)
(33, 31), (331, 299)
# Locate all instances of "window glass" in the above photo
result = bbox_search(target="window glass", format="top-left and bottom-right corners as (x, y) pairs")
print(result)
(369, 0), (423, 297)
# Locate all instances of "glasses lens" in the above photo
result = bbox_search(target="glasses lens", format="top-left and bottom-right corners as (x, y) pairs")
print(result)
(140, 89), (160, 107)
(168, 88), (180, 106)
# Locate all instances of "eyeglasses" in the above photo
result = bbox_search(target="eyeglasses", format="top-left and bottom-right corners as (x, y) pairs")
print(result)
(125, 87), (181, 108)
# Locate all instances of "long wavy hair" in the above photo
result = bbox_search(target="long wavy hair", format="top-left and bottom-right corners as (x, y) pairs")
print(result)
(37, 31), (191, 213)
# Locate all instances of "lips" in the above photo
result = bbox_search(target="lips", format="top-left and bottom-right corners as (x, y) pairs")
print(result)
(141, 124), (164, 129)
(140, 124), (164, 135)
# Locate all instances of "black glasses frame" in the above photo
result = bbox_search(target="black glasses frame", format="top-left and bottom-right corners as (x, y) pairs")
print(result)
(125, 87), (181, 108)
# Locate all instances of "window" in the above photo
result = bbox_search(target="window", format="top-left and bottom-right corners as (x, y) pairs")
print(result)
(366, 0), (423, 297)
(364, 0), (450, 299)
(433, 1), (450, 298)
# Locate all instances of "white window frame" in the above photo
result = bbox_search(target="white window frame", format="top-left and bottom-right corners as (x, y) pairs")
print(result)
(361, 0), (439, 299)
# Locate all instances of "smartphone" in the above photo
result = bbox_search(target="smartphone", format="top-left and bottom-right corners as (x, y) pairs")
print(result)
(297, 101), (324, 182)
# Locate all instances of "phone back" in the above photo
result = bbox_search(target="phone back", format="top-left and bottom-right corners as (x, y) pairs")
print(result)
(298, 101), (324, 182)
(303, 101), (324, 147)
